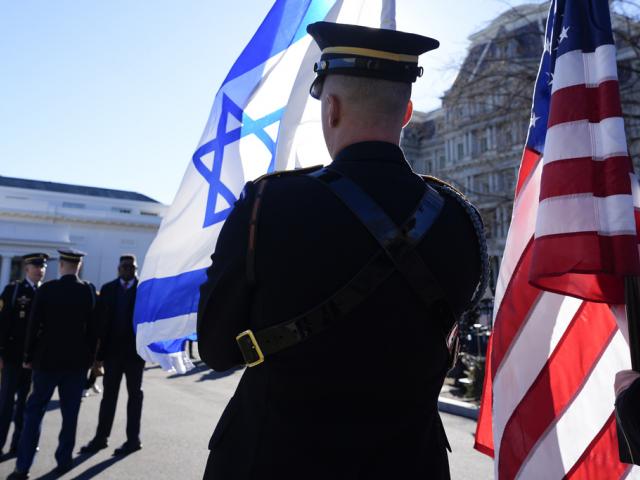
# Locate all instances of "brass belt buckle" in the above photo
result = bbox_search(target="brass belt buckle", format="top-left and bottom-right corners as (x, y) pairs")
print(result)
(235, 330), (264, 367)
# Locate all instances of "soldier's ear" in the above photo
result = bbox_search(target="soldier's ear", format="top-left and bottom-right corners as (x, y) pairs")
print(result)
(327, 94), (340, 128)
(402, 99), (413, 127)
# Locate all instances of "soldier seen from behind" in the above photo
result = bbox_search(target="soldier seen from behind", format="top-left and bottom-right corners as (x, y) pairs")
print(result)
(81, 254), (144, 456)
(197, 22), (488, 480)
(0, 253), (48, 458)
(8, 249), (98, 479)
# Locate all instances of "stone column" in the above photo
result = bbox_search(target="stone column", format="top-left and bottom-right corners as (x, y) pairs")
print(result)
(0, 255), (12, 289)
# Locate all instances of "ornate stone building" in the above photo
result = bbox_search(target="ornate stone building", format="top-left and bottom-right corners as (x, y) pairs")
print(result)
(402, 2), (640, 283)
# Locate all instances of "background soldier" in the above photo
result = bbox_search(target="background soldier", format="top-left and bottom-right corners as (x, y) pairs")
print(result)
(197, 22), (487, 479)
(9, 249), (98, 480)
(81, 254), (144, 456)
(0, 253), (48, 457)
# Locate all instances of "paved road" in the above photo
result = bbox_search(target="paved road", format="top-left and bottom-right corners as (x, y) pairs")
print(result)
(0, 362), (493, 479)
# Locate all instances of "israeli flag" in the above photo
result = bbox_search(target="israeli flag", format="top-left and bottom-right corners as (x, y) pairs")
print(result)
(135, 0), (394, 373)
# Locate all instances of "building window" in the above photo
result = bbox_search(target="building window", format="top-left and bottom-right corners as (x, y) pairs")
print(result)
(10, 257), (22, 282)
(112, 207), (132, 214)
(495, 208), (504, 239)
(62, 202), (85, 209)
(474, 174), (490, 193)
(457, 143), (464, 161)
(140, 211), (159, 217)
(497, 169), (516, 193)
(502, 124), (514, 147)
(480, 136), (488, 153)
(495, 203), (514, 239)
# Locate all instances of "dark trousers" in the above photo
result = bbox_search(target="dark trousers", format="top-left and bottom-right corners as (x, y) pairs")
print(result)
(0, 362), (32, 452)
(95, 356), (144, 444)
(16, 369), (85, 473)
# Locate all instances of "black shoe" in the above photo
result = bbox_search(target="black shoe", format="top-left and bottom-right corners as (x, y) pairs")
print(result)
(7, 470), (29, 479)
(79, 438), (108, 454)
(53, 464), (72, 476)
(113, 441), (142, 456)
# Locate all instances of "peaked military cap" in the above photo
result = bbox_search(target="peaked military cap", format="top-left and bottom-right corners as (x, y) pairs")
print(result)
(22, 253), (49, 267)
(307, 21), (439, 98)
(58, 248), (87, 262)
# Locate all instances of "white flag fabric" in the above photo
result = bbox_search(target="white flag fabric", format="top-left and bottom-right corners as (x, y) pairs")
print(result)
(135, 0), (391, 373)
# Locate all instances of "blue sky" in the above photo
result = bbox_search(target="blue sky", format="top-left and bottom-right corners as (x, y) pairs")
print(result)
(0, 0), (537, 204)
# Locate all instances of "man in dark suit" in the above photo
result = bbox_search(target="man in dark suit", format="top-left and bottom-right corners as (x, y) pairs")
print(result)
(0, 253), (48, 456)
(9, 249), (97, 479)
(197, 22), (487, 480)
(80, 254), (144, 456)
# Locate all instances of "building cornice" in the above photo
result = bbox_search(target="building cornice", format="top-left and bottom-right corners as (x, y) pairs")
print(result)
(0, 207), (161, 229)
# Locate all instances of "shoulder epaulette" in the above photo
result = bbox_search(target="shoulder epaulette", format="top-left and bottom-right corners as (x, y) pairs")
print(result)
(420, 175), (466, 199)
(421, 174), (488, 311)
(0, 282), (16, 298)
(253, 165), (324, 183)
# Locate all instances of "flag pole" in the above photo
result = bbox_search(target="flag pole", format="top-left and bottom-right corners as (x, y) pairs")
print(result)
(380, 0), (396, 30)
(624, 276), (640, 372)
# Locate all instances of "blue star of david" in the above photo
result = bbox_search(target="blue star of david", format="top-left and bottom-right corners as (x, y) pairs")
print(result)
(192, 94), (284, 228)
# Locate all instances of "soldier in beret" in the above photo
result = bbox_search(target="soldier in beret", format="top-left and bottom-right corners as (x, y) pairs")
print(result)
(0, 253), (48, 457)
(198, 22), (487, 479)
(9, 249), (98, 480)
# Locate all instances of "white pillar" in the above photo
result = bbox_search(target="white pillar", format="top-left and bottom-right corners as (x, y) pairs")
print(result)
(0, 255), (12, 289)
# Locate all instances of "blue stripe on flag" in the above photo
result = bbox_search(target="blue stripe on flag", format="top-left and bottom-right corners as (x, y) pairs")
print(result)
(223, 0), (334, 86)
(134, 268), (207, 326)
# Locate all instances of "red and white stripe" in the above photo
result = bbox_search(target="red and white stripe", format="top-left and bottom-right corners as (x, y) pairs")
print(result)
(475, 39), (640, 480)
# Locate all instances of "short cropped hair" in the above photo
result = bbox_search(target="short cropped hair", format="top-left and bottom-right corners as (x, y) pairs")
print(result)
(59, 258), (81, 266)
(323, 75), (411, 124)
(120, 254), (137, 264)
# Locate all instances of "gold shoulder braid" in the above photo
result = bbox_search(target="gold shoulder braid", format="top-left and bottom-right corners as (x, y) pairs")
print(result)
(422, 175), (489, 310)
(420, 175), (466, 198)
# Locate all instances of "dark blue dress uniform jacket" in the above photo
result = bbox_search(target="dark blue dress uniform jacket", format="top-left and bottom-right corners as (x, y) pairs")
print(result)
(198, 141), (482, 480)
(24, 274), (98, 371)
(0, 280), (36, 364)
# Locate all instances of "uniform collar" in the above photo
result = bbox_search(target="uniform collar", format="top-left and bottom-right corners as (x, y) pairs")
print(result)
(60, 274), (79, 282)
(332, 141), (410, 170)
(24, 277), (37, 289)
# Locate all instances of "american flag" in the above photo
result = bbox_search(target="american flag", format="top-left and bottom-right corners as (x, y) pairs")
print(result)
(474, 0), (640, 478)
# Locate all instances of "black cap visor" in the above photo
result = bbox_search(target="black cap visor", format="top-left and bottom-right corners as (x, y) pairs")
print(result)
(310, 75), (325, 99)
(26, 259), (47, 267)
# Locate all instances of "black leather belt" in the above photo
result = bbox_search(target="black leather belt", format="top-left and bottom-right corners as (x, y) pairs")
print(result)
(236, 167), (445, 367)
